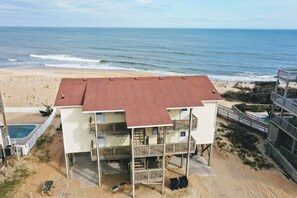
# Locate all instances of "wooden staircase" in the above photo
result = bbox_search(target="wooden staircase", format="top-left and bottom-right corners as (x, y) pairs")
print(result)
(134, 158), (145, 170)
(133, 129), (145, 145)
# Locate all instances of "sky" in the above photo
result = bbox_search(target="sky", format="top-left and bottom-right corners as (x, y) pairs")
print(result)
(0, 0), (297, 29)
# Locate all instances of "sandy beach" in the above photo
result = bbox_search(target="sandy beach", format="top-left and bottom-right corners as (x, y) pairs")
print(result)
(0, 68), (296, 197)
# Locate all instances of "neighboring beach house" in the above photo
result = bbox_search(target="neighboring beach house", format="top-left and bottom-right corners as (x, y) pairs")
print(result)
(54, 76), (221, 197)
(267, 68), (297, 182)
(0, 91), (9, 153)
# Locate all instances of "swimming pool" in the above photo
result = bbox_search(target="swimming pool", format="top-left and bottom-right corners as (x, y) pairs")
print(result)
(8, 125), (37, 138)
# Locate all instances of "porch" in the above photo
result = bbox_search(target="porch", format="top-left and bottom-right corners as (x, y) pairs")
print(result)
(90, 137), (196, 160)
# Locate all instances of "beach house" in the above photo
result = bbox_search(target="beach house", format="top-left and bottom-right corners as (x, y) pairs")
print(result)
(0, 90), (9, 159)
(54, 76), (221, 197)
(267, 68), (297, 182)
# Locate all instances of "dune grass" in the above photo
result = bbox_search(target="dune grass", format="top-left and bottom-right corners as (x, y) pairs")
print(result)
(0, 165), (31, 198)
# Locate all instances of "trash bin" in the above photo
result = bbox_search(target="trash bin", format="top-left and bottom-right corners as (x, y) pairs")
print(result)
(179, 176), (188, 188)
(170, 177), (179, 191)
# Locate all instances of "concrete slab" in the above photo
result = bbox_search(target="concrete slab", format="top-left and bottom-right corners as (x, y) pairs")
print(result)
(168, 155), (215, 177)
(101, 161), (126, 175)
(71, 153), (98, 187)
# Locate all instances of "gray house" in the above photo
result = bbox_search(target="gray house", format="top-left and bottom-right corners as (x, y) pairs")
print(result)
(267, 68), (297, 182)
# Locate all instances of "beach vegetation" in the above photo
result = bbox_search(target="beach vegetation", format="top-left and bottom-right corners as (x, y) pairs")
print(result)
(216, 122), (274, 170)
(0, 165), (31, 198)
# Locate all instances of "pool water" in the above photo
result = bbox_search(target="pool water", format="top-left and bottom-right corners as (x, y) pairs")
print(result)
(8, 125), (37, 138)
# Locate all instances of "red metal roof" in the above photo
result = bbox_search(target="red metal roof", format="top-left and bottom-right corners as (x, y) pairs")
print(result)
(55, 76), (221, 128)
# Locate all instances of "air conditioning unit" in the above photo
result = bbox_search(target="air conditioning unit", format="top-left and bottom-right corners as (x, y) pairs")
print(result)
(4, 145), (15, 156)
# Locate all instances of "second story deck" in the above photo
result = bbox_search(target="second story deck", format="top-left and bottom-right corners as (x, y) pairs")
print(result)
(89, 115), (198, 135)
(91, 136), (196, 160)
(271, 92), (297, 116)
(277, 69), (297, 82)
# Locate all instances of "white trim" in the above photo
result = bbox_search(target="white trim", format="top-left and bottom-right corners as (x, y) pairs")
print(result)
(166, 106), (203, 110)
(127, 124), (173, 129)
(58, 105), (83, 108)
(82, 110), (125, 113)
(201, 100), (222, 103)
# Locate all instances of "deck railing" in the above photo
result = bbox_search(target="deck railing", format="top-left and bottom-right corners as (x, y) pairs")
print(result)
(174, 115), (198, 131)
(134, 139), (196, 158)
(134, 168), (163, 183)
(90, 116), (198, 135)
(266, 141), (297, 182)
(91, 146), (131, 160)
(280, 146), (297, 168)
(89, 122), (130, 135)
(218, 105), (268, 133)
(270, 113), (297, 138)
(271, 92), (297, 116)
(278, 69), (297, 82)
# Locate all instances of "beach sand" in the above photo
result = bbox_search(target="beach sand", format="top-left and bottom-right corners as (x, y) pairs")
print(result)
(1, 68), (296, 197)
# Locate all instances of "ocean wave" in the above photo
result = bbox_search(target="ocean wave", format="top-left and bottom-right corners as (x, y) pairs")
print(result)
(44, 63), (179, 75)
(30, 54), (100, 63)
(8, 58), (17, 62)
(208, 74), (275, 82)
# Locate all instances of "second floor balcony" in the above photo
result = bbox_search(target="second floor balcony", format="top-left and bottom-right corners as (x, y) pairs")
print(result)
(278, 69), (297, 82)
(271, 92), (297, 116)
(91, 136), (196, 160)
(89, 115), (198, 135)
(271, 113), (297, 139)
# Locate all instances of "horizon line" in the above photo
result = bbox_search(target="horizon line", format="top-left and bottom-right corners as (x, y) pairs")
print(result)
(0, 26), (296, 31)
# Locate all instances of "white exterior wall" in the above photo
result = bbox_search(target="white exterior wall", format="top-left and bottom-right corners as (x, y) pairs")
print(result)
(192, 102), (218, 144)
(60, 101), (218, 151)
(61, 107), (95, 154)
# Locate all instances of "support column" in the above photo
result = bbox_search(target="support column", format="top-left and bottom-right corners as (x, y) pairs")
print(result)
(95, 113), (101, 186)
(131, 128), (135, 198)
(271, 79), (279, 114)
(162, 127), (166, 194)
(208, 144), (213, 166)
(186, 108), (193, 178)
(180, 154), (184, 168)
(64, 153), (70, 178)
(280, 80), (289, 116)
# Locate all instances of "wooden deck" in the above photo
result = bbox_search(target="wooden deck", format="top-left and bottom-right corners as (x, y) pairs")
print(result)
(91, 140), (196, 160)
(89, 115), (198, 134)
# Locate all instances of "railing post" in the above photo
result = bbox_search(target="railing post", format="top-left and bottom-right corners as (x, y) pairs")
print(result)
(131, 128), (136, 198)
(186, 108), (193, 178)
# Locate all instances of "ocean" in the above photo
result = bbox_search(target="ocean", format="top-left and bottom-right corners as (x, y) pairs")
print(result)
(0, 27), (296, 81)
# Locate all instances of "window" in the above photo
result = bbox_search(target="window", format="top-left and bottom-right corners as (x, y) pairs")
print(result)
(180, 131), (186, 137)
(115, 112), (124, 115)
(152, 127), (158, 135)
(181, 108), (187, 111)
(96, 113), (104, 123)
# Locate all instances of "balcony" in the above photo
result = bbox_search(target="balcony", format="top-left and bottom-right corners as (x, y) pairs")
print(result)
(91, 137), (196, 160)
(134, 137), (196, 158)
(271, 113), (297, 139)
(174, 115), (198, 131)
(278, 69), (297, 82)
(91, 146), (131, 160)
(271, 92), (297, 116)
(90, 115), (198, 135)
(89, 122), (130, 135)
(134, 168), (163, 183)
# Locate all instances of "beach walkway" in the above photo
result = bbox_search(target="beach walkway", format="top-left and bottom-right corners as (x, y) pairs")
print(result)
(217, 105), (268, 134)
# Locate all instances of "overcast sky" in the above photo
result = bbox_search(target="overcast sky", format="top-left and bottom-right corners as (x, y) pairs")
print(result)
(0, 0), (297, 29)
